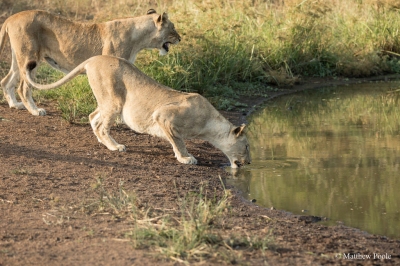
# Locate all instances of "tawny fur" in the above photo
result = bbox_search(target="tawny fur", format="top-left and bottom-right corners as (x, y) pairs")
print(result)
(25, 55), (251, 168)
(0, 9), (180, 116)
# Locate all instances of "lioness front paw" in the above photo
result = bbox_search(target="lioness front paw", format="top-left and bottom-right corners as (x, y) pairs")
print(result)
(106, 143), (126, 152)
(116, 144), (126, 152)
(177, 155), (197, 165)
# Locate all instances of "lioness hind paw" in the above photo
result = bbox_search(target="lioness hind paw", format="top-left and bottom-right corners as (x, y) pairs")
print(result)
(37, 108), (47, 116)
(29, 108), (47, 116)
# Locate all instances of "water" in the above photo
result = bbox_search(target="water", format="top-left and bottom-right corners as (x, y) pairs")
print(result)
(228, 81), (400, 239)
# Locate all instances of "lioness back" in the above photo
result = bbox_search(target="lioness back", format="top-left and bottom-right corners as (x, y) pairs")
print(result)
(85, 56), (222, 138)
(7, 10), (103, 71)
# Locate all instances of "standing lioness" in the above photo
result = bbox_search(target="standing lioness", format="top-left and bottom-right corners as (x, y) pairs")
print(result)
(0, 9), (180, 116)
(25, 55), (251, 168)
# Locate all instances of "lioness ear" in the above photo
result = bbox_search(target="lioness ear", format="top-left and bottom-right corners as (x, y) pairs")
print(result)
(232, 124), (246, 137)
(162, 12), (169, 21)
(155, 12), (168, 27)
(155, 14), (162, 27)
(147, 9), (157, 15)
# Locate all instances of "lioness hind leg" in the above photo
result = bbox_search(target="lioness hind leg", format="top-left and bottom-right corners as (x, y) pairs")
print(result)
(154, 113), (197, 165)
(89, 108), (102, 143)
(1, 50), (25, 110)
(13, 40), (46, 115)
(90, 109), (126, 152)
(16, 79), (46, 116)
(1, 70), (24, 109)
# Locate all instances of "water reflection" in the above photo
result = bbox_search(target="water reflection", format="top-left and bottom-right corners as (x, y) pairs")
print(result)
(228, 81), (400, 239)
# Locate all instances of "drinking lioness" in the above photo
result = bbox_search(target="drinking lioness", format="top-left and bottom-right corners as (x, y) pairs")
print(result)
(25, 55), (251, 168)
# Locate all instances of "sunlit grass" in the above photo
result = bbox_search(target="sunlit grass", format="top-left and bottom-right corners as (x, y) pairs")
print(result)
(247, 82), (400, 154)
(33, 65), (96, 123)
(2, 0), (400, 121)
(5, 0), (400, 81)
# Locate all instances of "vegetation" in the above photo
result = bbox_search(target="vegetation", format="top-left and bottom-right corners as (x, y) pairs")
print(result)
(84, 175), (273, 264)
(1, 0), (399, 121)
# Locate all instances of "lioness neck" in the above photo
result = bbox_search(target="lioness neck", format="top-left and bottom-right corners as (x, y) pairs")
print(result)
(201, 115), (234, 152)
(101, 16), (157, 63)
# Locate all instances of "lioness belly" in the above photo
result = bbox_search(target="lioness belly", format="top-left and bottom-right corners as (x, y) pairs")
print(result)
(121, 111), (165, 139)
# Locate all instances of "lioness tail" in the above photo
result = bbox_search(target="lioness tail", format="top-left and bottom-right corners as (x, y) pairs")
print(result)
(25, 59), (88, 90)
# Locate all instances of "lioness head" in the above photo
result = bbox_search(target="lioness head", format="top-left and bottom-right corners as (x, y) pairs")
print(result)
(147, 9), (181, 55)
(225, 124), (251, 168)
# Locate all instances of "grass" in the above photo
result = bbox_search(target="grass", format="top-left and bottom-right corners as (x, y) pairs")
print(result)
(10, 167), (31, 175)
(32, 65), (97, 123)
(250, 82), (400, 136)
(2, 0), (400, 122)
(82, 175), (274, 264)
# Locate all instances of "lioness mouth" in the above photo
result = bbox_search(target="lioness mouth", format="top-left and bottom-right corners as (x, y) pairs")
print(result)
(163, 42), (171, 52)
(234, 160), (242, 168)
(234, 160), (251, 168)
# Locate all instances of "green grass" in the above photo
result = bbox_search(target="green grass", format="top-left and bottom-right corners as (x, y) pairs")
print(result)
(10, 167), (31, 175)
(83, 175), (274, 264)
(3, 0), (400, 121)
(33, 65), (97, 123)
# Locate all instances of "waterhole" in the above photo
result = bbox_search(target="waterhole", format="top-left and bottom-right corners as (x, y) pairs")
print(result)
(228, 81), (400, 239)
